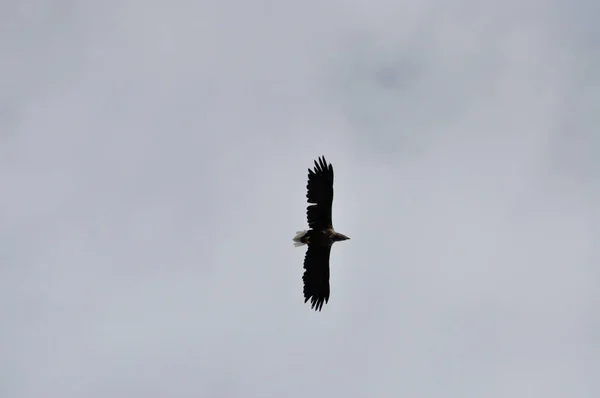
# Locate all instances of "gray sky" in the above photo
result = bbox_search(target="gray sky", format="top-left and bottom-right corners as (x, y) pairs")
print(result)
(2, 1), (599, 397)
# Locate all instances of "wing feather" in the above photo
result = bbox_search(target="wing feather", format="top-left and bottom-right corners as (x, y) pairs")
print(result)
(306, 156), (334, 230)
(302, 244), (331, 311)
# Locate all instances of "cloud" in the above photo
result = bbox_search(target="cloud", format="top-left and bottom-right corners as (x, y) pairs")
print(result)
(2, 0), (598, 397)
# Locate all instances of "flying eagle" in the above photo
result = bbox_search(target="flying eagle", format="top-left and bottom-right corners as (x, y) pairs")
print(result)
(293, 156), (350, 311)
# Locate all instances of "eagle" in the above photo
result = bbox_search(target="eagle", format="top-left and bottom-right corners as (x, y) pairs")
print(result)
(293, 156), (350, 311)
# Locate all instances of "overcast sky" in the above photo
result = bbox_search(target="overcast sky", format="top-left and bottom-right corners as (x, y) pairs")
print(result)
(2, 1), (599, 397)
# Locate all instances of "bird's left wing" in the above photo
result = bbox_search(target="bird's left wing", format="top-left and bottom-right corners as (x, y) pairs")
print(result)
(302, 244), (332, 311)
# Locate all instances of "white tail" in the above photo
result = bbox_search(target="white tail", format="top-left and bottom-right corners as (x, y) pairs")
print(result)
(292, 230), (308, 247)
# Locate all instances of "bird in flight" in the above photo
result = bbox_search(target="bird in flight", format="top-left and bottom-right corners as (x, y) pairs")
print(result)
(293, 156), (350, 311)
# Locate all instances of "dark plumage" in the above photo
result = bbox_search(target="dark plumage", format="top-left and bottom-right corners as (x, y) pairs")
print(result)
(293, 156), (350, 311)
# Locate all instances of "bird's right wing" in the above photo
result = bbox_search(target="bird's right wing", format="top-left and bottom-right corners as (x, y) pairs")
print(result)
(302, 244), (332, 311)
(306, 156), (334, 230)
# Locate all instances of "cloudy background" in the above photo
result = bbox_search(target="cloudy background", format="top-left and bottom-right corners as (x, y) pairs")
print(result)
(2, 0), (599, 397)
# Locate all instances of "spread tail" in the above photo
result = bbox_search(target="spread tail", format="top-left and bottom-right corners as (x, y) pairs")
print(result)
(292, 230), (308, 247)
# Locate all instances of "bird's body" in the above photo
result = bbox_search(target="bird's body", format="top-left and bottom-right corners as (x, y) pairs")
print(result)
(293, 156), (350, 311)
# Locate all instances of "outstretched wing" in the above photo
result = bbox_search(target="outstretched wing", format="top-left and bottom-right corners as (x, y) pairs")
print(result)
(302, 244), (332, 311)
(306, 156), (334, 231)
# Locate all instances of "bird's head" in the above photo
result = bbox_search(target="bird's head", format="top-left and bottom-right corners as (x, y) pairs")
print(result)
(333, 232), (350, 242)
